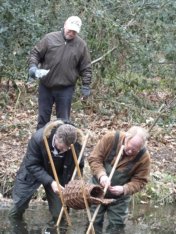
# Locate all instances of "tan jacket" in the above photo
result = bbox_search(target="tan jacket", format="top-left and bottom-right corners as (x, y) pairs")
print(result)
(88, 131), (151, 195)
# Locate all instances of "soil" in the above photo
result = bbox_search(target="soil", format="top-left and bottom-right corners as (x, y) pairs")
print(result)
(0, 82), (176, 200)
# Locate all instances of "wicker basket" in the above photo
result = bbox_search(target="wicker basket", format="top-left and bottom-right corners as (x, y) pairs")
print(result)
(62, 179), (114, 210)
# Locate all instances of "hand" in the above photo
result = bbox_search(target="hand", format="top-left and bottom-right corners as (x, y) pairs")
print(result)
(81, 85), (91, 98)
(51, 181), (59, 194)
(35, 69), (50, 79)
(51, 181), (64, 194)
(99, 175), (111, 188)
(108, 185), (124, 196)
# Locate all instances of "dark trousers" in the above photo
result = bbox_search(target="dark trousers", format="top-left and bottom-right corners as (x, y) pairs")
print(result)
(37, 83), (75, 129)
(90, 197), (130, 234)
(9, 184), (62, 221)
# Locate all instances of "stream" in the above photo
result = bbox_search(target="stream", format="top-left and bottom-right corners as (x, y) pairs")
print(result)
(0, 201), (175, 234)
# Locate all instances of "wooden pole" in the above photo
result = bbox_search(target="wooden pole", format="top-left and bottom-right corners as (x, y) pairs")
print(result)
(70, 144), (95, 234)
(43, 121), (72, 226)
(56, 132), (90, 227)
(86, 145), (124, 234)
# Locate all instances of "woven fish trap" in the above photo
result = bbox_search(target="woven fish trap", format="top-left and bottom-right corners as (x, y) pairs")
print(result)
(62, 179), (114, 210)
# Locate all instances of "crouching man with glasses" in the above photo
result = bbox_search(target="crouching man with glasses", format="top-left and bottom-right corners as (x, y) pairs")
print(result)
(9, 120), (84, 226)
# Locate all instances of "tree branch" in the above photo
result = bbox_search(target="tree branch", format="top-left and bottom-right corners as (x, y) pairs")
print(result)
(148, 97), (176, 133)
(91, 47), (117, 65)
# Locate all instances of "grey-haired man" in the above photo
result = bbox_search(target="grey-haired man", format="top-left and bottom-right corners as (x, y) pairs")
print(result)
(9, 121), (84, 224)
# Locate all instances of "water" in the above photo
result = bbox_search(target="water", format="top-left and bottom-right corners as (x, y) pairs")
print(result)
(0, 201), (175, 234)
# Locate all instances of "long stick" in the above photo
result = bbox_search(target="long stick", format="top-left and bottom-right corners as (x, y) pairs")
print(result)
(71, 132), (90, 180)
(56, 132), (90, 227)
(70, 144), (95, 234)
(86, 145), (124, 234)
(43, 121), (71, 226)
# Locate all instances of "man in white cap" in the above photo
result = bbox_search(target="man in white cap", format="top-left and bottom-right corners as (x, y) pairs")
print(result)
(28, 16), (92, 129)
(64, 16), (82, 39)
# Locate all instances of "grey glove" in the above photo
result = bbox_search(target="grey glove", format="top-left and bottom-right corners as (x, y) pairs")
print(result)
(81, 85), (91, 97)
(28, 65), (50, 80)
(29, 65), (37, 79)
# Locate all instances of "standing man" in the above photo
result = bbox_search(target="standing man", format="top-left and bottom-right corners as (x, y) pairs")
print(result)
(88, 126), (151, 233)
(28, 16), (92, 129)
(9, 120), (84, 225)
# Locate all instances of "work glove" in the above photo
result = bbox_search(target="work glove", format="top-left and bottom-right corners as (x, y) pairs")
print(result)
(29, 65), (50, 80)
(81, 85), (91, 98)
(29, 65), (37, 79)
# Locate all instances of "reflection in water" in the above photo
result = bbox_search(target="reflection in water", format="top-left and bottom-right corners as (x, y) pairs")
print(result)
(7, 217), (69, 234)
(9, 218), (68, 234)
(0, 202), (176, 233)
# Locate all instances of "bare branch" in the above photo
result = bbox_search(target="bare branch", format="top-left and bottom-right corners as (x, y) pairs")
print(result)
(91, 47), (117, 65)
(148, 96), (176, 133)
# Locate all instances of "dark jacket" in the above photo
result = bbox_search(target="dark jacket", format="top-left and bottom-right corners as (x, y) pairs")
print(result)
(13, 125), (84, 207)
(29, 31), (92, 88)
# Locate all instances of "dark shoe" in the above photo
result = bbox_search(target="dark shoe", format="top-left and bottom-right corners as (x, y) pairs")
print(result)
(8, 206), (24, 220)
(106, 224), (125, 234)
(9, 217), (28, 234)
(47, 217), (57, 227)
(43, 226), (57, 234)
(89, 223), (103, 234)
(46, 218), (68, 234)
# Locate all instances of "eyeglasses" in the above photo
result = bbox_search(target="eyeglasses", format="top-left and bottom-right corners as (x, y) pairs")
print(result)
(54, 137), (70, 152)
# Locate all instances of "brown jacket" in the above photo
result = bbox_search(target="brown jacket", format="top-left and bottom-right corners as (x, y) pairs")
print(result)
(88, 131), (151, 195)
(29, 31), (92, 88)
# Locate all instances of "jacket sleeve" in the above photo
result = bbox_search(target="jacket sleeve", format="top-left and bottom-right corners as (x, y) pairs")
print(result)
(79, 44), (92, 86)
(28, 35), (48, 68)
(24, 135), (54, 186)
(88, 132), (115, 180)
(123, 152), (151, 195)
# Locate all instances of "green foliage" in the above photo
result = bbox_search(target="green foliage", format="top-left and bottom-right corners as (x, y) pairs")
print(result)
(1, 0), (176, 80)
(135, 172), (176, 204)
(0, 0), (175, 125)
